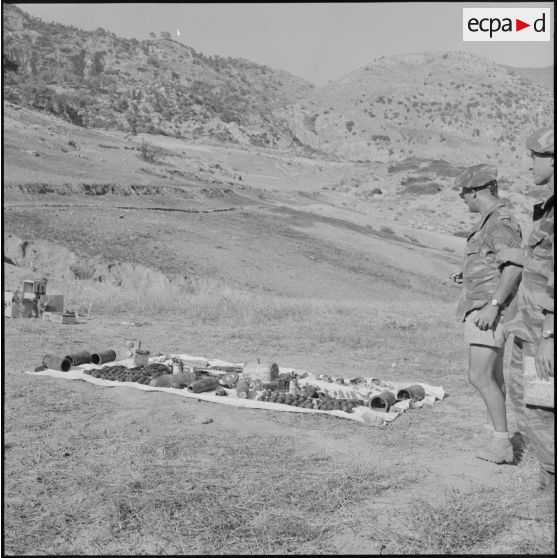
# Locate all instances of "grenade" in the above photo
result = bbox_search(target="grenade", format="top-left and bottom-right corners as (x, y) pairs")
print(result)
(236, 379), (250, 398)
(304, 386), (318, 398)
(187, 377), (219, 393)
(251, 379), (263, 391)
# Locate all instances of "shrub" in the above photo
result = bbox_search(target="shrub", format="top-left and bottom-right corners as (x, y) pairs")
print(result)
(139, 141), (162, 164)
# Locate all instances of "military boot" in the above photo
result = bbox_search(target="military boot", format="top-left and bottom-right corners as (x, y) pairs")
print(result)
(515, 474), (556, 521)
(475, 436), (514, 464)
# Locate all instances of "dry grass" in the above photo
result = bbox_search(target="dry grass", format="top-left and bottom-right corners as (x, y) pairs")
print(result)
(3, 422), (417, 555)
(387, 487), (512, 553)
(57, 275), (463, 384)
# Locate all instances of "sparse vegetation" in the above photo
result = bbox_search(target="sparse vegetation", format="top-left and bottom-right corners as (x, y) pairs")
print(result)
(139, 141), (162, 164)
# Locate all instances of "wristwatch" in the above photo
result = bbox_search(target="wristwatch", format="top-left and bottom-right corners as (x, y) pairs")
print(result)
(490, 298), (500, 307)
(541, 330), (555, 339)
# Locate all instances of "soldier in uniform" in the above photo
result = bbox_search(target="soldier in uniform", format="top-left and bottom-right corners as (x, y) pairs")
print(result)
(450, 164), (524, 463)
(505, 127), (554, 521)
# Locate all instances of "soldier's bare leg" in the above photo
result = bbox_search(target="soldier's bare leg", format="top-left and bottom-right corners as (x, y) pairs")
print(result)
(468, 344), (513, 463)
(468, 344), (507, 432)
(482, 350), (505, 428)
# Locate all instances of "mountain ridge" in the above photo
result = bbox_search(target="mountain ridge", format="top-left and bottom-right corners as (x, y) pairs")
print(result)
(3, 4), (554, 169)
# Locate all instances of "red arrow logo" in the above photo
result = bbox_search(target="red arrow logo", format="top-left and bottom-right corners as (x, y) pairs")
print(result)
(516, 19), (530, 31)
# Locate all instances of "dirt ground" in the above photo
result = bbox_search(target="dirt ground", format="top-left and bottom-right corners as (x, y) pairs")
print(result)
(3, 315), (554, 554)
(2, 105), (555, 554)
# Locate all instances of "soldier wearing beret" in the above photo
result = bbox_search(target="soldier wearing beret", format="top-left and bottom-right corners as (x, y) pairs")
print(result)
(505, 127), (555, 521)
(450, 163), (524, 463)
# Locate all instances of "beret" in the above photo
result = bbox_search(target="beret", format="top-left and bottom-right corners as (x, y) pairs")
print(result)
(526, 127), (554, 155)
(455, 164), (498, 189)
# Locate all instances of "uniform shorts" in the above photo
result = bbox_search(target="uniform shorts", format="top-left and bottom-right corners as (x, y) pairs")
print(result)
(463, 309), (507, 349)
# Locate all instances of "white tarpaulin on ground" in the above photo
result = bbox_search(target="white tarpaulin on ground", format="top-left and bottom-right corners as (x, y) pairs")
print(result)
(26, 353), (445, 427)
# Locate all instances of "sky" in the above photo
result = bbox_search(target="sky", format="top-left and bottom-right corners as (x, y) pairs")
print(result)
(16, 2), (555, 86)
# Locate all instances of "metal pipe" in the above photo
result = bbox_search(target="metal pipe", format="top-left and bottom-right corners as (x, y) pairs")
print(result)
(90, 349), (117, 365)
(369, 390), (397, 411)
(42, 354), (72, 372)
(64, 350), (91, 366)
(396, 385), (426, 401)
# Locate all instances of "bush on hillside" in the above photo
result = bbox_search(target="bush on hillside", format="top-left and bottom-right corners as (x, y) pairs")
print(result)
(139, 141), (162, 164)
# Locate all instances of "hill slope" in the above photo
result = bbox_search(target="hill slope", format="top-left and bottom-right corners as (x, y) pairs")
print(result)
(3, 4), (314, 147)
(4, 5), (554, 166)
(277, 51), (553, 168)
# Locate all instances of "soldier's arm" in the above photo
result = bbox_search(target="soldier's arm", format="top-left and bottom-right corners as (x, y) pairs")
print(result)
(489, 215), (524, 269)
(474, 216), (523, 330)
(487, 215), (524, 302)
(492, 263), (523, 304)
(474, 263), (523, 330)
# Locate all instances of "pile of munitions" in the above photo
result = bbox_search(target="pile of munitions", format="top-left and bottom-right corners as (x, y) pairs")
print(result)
(38, 352), (426, 414)
(85, 363), (170, 384)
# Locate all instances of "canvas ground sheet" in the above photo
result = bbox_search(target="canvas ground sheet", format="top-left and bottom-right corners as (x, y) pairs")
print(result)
(26, 353), (445, 427)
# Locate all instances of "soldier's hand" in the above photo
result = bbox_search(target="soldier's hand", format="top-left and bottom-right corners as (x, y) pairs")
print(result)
(535, 338), (554, 380)
(474, 304), (499, 330)
(449, 270), (463, 284)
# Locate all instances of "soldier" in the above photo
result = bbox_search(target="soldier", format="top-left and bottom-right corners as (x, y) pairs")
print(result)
(505, 127), (554, 521)
(450, 164), (524, 463)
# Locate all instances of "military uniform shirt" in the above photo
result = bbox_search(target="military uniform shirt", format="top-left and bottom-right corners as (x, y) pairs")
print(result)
(456, 200), (524, 322)
(506, 194), (555, 343)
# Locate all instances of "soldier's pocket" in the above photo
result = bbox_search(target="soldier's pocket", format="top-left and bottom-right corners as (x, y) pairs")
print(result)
(465, 238), (481, 255)
(528, 229), (552, 259)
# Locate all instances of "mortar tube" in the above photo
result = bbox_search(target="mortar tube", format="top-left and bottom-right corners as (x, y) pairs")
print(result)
(64, 350), (91, 366)
(369, 390), (397, 412)
(396, 385), (426, 402)
(42, 354), (72, 372)
(90, 349), (117, 365)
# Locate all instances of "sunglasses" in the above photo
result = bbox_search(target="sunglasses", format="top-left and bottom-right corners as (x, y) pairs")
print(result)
(530, 151), (554, 159)
(459, 180), (497, 199)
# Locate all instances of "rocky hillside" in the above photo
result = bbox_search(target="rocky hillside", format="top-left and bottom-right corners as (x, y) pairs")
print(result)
(3, 5), (553, 168)
(277, 52), (553, 166)
(505, 65), (554, 92)
(2, 4), (314, 147)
